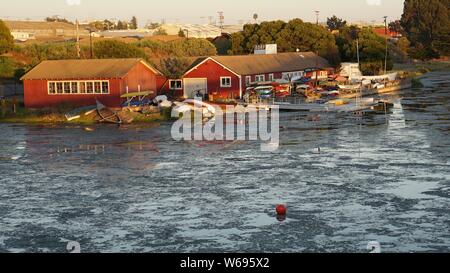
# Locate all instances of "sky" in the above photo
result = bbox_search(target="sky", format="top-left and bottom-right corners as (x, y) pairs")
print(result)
(0, 0), (405, 26)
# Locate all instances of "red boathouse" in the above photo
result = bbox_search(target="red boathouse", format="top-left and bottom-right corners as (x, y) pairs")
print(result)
(178, 52), (330, 100)
(21, 58), (163, 108)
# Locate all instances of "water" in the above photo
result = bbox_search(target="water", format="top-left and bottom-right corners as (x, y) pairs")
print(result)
(0, 72), (449, 253)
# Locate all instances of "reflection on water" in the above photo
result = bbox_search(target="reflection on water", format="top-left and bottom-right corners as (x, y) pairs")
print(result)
(0, 72), (449, 253)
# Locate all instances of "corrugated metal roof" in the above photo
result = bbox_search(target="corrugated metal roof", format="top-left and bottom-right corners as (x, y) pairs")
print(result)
(21, 58), (161, 80)
(210, 52), (330, 76)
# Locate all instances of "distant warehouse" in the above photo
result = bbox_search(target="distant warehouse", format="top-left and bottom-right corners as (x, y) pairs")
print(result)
(21, 58), (164, 108)
(4, 20), (89, 40)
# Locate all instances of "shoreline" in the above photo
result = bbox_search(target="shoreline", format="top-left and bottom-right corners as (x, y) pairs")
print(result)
(0, 108), (173, 125)
(1, 62), (448, 125)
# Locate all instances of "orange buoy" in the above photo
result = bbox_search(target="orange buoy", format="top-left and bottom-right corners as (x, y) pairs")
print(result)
(276, 204), (287, 216)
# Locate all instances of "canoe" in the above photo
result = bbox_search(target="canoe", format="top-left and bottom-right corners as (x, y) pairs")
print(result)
(65, 105), (96, 121)
(96, 99), (122, 124)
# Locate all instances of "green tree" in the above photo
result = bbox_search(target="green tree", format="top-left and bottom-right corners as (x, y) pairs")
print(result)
(136, 38), (217, 57)
(397, 37), (410, 55)
(229, 32), (245, 55)
(178, 29), (186, 37)
(131, 16), (138, 30)
(390, 37), (411, 63)
(153, 28), (168, 36)
(89, 21), (106, 31)
(336, 27), (393, 75)
(159, 57), (191, 78)
(229, 19), (340, 66)
(213, 35), (232, 55)
(21, 42), (80, 65)
(327, 15), (347, 31)
(388, 20), (403, 34)
(0, 20), (14, 55)
(401, 0), (450, 59)
(45, 16), (73, 24)
(117, 20), (126, 30)
(146, 22), (161, 30)
(93, 40), (145, 59)
(103, 20), (116, 30)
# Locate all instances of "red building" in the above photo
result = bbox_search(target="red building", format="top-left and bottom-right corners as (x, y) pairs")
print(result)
(21, 58), (163, 108)
(164, 52), (330, 100)
(373, 27), (402, 39)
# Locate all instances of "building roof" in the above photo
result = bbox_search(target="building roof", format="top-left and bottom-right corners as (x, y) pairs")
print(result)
(4, 20), (79, 31)
(188, 52), (330, 76)
(372, 28), (402, 38)
(21, 58), (162, 80)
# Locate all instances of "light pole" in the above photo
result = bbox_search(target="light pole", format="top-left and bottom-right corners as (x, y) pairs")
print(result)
(315, 11), (320, 87)
(383, 16), (388, 75)
(183, 29), (189, 39)
(88, 28), (93, 59)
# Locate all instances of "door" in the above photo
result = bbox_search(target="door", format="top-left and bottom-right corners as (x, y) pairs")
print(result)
(183, 78), (207, 99)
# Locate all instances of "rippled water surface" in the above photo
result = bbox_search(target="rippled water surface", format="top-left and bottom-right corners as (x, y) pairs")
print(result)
(0, 72), (449, 253)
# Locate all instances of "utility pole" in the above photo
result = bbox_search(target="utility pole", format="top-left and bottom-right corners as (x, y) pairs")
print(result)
(356, 38), (360, 66)
(89, 28), (93, 59)
(383, 16), (388, 75)
(218, 11), (224, 34)
(76, 19), (80, 58)
(315, 11), (320, 87)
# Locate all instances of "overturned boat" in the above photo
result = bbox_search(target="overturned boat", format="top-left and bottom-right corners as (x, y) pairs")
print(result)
(96, 99), (122, 124)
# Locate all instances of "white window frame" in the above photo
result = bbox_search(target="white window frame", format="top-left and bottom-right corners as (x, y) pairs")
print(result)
(255, 75), (265, 82)
(220, 77), (232, 88)
(101, 81), (109, 94)
(245, 76), (252, 86)
(71, 82), (78, 94)
(48, 82), (56, 94)
(169, 80), (183, 90)
(47, 80), (110, 95)
(268, 74), (274, 82)
(282, 71), (304, 80)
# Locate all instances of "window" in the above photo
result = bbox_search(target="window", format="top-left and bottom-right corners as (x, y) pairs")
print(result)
(47, 81), (109, 95)
(282, 71), (304, 80)
(169, 80), (182, 90)
(268, 74), (274, 82)
(220, 77), (232, 88)
(102, 81), (109, 94)
(255, 75), (265, 82)
(64, 82), (71, 94)
(71, 82), (78, 94)
(86, 82), (94, 94)
(56, 82), (63, 94)
(48, 82), (56, 94)
(94, 82), (102, 94)
(245, 76), (251, 86)
(79, 82), (86, 94)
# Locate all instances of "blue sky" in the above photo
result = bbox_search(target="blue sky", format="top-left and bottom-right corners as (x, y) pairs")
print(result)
(1, 0), (405, 26)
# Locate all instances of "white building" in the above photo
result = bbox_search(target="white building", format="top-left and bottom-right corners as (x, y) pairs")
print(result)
(11, 31), (35, 42)
(254, 44), (278, 55)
